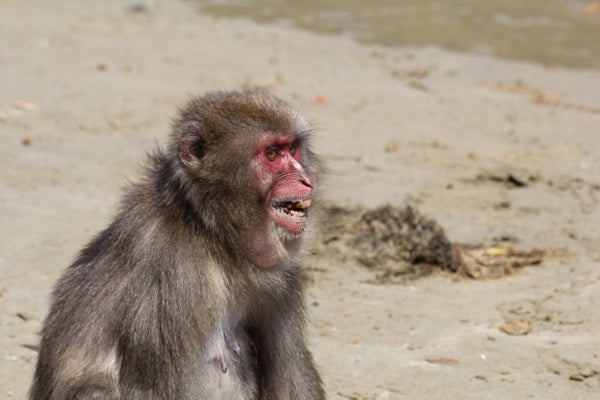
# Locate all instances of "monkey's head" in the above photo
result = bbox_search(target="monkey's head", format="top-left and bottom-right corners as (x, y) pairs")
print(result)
(170, 90), (321, 268)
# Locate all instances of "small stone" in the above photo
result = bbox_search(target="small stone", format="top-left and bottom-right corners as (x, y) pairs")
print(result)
(579, 367), (595, 378)
(13, 100), (39, 111)
(384, 140), (400, 153)
(16, 312), (33, 321)
(425, 358), (459, 365)
(408, 80), (427, 91)
(569, 373), (585, 382)
(128, 2), (149, 13)
(499, 318), (532, 335)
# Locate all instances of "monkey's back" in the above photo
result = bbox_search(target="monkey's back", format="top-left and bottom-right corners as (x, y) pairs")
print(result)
(31, 179), (259, 399)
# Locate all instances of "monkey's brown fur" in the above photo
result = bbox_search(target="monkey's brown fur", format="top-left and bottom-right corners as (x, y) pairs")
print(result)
(30, 90), (325, 399)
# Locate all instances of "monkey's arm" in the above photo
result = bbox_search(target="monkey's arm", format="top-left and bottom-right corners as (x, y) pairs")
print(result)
(258, 289), (325, 400)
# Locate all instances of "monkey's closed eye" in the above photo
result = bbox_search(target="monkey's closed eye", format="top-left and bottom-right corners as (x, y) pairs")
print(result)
(265, 147), (279, 161)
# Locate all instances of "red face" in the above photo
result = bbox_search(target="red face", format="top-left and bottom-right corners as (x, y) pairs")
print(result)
(257, 134), (314, 235)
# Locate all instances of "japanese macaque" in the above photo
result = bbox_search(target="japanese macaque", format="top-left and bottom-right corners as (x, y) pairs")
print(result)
(30, 90), (325, 399)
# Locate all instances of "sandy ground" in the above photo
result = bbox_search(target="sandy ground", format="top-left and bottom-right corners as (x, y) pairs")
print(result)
(1, 1), (600, 399)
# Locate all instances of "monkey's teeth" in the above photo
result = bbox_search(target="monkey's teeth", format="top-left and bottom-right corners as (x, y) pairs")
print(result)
(275, 204), (307, 217)
(273, 198), (311, 219)
(289, 209), (305, 217)
(299, 199), (312, 209)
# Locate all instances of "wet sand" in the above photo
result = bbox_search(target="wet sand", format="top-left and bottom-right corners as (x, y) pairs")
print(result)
(1, 1), (600, 398)
(200, 0), (600, 70)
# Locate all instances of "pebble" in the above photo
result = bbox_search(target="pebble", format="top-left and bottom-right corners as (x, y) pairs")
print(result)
(13, 100), (39, 111)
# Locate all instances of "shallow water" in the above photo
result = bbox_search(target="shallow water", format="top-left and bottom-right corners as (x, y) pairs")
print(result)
(197, 0), (600, 70)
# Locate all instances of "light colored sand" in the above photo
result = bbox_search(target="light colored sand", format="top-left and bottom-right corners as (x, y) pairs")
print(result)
(1, 1), (599, 398)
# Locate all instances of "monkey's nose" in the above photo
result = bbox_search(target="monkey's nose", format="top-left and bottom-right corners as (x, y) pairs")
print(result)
(300, 175), (313, 189)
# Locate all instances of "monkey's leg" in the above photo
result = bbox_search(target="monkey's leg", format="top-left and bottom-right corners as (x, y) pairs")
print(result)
(50, 373), (118, 400)
(64, 386), (115, 400)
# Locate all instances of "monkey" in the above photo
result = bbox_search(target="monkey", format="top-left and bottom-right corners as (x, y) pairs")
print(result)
(30, 90), (325, 400)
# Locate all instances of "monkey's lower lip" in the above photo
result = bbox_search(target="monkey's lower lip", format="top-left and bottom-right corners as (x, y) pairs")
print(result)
(270, 199), (311, 233)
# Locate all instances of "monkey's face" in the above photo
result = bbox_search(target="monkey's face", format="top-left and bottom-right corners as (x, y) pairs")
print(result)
(173, 90), (320, 268)
(256, 133), (315, 237)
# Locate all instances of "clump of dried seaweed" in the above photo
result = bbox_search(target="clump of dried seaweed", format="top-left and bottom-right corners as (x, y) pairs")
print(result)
(315, 202), (546, 282)
(350, 205), (466, 280)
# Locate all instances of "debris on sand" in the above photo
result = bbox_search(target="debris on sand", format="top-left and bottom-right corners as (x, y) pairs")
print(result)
(499, 318), (532, 336)
(351, 205), (466, 279)
(461, 246), (545, 279)
(316, 202), (547, 282)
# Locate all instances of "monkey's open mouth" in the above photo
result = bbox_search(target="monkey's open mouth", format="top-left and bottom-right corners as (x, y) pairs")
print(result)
(274, 199), (311, 217)
(270, 198), (312, 234)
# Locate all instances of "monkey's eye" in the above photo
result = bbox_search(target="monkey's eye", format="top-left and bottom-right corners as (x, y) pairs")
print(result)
(288, 141), (299, 155)
(265, 147), (279, 161)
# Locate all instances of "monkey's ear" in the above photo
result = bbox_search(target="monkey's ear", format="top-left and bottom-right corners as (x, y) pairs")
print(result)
(178, 122), (206, 168)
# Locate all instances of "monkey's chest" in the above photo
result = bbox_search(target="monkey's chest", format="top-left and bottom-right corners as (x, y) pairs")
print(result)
(182, 326), (258, 399)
